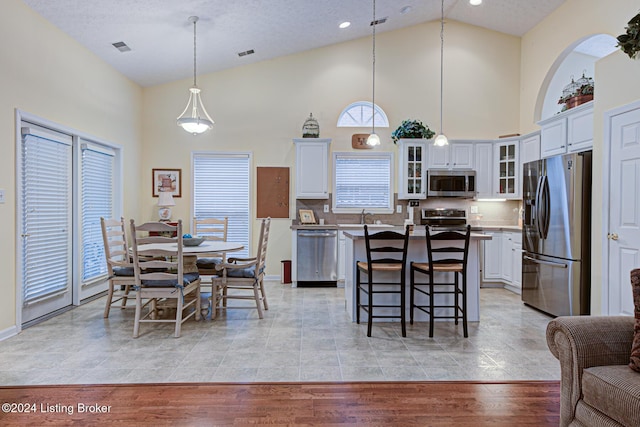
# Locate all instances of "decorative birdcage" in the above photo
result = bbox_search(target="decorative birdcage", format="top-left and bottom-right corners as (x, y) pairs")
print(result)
(302, 113), (320, 138)
(558, 71), (594, 111)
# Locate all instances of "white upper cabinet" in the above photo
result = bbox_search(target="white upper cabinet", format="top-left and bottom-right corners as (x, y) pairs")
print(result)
(427, 142), (474, 169)
(567, 106), (594, 153)
(520, 132), (541, 166)
(397, 139), (427, 199)
(474, 142), (493, 199)
(493, 138), (520, 199)
(294, 138), (331, 199)
(539, 101), (593, 158)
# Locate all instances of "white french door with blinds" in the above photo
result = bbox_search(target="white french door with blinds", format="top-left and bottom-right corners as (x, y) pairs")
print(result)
(192, 152), (251, 258)
(19, 125), (74, 324)
(18, 115), (120, 325)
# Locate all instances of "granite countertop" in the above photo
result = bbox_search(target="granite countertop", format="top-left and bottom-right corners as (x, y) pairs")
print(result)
(290, 223), (522, 231)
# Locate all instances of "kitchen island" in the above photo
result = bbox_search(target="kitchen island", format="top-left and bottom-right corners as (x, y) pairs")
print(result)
(343, 228), (491, 323)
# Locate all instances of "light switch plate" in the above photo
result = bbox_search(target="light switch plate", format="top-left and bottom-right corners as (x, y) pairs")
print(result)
(396, 205), (402, 213)
(323, 204), (329, 213)
(470, 205), (478, 214)
(0, 189), (4, 204)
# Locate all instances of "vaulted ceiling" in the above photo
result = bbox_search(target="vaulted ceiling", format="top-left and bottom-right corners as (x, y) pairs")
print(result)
(22, 0), (567, 87)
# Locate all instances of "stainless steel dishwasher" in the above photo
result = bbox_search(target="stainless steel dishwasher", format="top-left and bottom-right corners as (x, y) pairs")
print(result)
(296, 229), (337, 285)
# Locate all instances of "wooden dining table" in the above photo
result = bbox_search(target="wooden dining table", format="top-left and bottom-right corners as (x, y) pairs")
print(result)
(136, 241), (245, 273)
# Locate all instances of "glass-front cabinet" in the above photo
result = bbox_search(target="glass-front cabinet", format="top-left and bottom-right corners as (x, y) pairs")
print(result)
(493, 138), (520, 199)
(397, 139), (427, 199)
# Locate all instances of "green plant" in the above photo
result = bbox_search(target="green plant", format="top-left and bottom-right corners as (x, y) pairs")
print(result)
(617, 11), (640, 59)
(391, 119), (435, 143)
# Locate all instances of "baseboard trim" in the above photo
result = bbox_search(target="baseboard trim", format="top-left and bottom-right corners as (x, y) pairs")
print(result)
(0, 325), (19, 342)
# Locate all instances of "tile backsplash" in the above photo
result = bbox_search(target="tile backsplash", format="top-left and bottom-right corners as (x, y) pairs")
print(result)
(294, 195), (521, 226)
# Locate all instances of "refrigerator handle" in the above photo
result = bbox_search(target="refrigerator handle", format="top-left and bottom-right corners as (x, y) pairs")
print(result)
(541, 175), (551, 239)
(523, 255), (568, 268)
(534, 176), (544, 238)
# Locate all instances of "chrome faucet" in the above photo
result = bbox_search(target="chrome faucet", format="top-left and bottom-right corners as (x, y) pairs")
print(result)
(360, 209), (373, 225)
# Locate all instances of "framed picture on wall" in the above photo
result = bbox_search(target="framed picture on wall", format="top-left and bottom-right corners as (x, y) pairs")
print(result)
(152, 168), (182, 197)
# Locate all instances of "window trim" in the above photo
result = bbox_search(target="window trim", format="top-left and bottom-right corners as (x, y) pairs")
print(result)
(332, 151), (394, 214)
(191, 151), (253, 258)
(336, 101), (389, 128)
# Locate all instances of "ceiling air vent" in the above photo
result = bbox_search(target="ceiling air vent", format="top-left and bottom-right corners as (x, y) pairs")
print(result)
(112, 41), (131, 52)
(370, 17), (387, 26)
(238, 49), (255, 57)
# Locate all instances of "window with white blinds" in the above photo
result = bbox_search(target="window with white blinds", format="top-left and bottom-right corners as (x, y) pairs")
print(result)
(193, 153), (251, 257)
(333, 152), (393, 213)
(81, 142), (115, 283)
(21, 127), (73, 306)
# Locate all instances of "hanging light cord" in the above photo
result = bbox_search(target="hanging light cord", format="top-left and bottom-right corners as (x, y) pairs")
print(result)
(371, 0), (376, 135)
(193, 18), (198, 87)
(439, 0), (444, 135)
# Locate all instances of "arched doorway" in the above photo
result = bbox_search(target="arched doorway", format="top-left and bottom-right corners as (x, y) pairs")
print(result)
(534, 34), (618, 122)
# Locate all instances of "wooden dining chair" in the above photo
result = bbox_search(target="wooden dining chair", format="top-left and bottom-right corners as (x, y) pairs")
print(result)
(129, 219), (201, 338)
(100, 217), (136, 318)
(213, 218), (270, 319)
(193, 217), (228, 317)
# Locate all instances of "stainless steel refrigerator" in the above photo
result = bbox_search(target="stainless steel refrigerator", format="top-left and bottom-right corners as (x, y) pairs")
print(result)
(521, 151), (592, 317)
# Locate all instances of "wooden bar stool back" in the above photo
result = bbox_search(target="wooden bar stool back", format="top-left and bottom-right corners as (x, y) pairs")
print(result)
(356, 225), (410, 337)
(410, 225), (471, 337)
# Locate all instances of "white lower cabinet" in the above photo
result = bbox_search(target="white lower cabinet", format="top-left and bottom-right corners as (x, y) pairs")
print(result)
(482, 232), (502, 281)
(482, 230), (522, 294)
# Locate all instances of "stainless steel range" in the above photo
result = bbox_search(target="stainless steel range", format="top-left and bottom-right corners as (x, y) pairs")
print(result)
(420, 208), (480, 230)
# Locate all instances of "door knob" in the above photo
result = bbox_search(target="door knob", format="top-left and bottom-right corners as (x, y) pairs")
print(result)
(608, 233), (619, 240)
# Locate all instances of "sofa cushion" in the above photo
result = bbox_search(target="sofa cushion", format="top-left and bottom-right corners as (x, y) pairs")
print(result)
(582, 365), (640, 427)
(630, 268), (640, 372)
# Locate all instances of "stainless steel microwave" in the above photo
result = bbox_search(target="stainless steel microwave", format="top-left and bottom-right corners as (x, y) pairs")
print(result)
(427, 169), (476, 198)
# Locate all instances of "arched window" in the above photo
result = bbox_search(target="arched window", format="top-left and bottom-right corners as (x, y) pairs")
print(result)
(337, 101), (389, 128)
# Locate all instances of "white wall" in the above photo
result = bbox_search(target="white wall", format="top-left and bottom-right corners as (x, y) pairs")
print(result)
(520, 0), (640, 314)
(0, 0), (142, 332)
(141, 20), (522, 276)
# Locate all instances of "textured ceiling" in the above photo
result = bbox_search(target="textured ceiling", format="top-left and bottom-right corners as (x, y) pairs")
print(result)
(22, 0), (567, 87)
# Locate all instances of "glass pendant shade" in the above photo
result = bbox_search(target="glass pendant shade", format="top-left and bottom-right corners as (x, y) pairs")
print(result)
(177, 86), (214, 134)
(434, 134), (448, 147)
(366, 132), (381, 146)
(177, 16), (214, 135)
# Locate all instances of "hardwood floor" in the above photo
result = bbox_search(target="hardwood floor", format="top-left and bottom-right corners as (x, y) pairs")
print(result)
(0, 381), (559, 426)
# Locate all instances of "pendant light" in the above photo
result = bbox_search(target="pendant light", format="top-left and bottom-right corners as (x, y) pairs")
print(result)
(366, 0), (381, 146)
(433, 0), (449, 147)
(177, 16), (214, 134)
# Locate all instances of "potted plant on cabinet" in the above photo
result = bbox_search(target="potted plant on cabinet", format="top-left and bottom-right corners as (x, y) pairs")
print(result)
(391, 119), (435, 143)
(617, 11), (640, 60)
(557, 72), (594, 112)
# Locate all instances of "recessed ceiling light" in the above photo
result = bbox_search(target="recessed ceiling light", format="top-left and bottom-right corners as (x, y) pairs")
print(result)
(339, 21), (351, 29)
(470, 0), (482, 5)
(400, 6), (412, 15)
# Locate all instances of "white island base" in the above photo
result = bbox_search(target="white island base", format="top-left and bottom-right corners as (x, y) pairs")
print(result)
(343, 229), (491, 323)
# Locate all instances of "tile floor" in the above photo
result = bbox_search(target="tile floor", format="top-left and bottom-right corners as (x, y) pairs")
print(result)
(0, 283), (560, 385)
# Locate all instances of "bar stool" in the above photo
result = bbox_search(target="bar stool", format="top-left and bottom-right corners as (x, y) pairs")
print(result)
(356, 225), (410, 337)
(410, 225), (471, 338)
